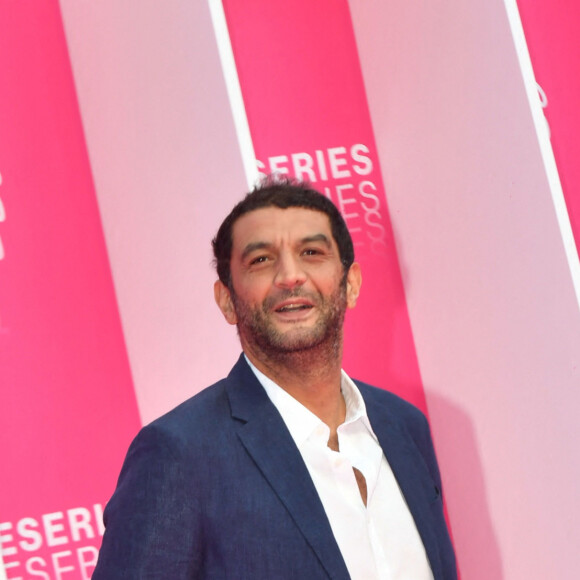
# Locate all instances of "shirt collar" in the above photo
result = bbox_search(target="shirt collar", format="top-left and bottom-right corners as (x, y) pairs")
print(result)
(244, 355), (378, 447)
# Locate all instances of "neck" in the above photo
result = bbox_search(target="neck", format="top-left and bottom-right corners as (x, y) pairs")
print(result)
(244, 340), (346, 432)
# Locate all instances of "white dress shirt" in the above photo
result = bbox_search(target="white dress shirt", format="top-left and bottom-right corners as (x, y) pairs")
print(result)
(246, 357), (433, 580)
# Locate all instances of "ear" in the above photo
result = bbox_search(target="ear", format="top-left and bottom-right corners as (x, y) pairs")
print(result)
(214, 280), (238, 325)
(345, 262), (362, 309)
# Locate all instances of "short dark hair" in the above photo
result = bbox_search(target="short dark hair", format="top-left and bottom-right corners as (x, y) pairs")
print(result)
(212, 176), (354, 287)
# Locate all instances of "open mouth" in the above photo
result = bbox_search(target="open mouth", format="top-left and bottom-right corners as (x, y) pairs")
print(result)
(275, 304), (313, 313)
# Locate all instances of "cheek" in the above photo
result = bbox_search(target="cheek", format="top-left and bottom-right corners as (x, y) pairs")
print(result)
(311, 270), (343, 292)
(233, 277), (271, 305)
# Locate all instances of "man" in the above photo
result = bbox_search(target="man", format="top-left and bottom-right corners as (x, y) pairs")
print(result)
(93, 178), (457, 579)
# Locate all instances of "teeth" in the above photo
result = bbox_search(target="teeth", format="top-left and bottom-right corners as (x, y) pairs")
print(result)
(278, 304), (310, 312)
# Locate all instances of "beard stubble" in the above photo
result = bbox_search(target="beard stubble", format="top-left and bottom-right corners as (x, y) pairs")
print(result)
(231, 282), (347, 363)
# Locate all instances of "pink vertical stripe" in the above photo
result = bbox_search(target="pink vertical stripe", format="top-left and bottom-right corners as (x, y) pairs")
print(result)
(517, 0), (580, 256)
(0, 2), (140, 576)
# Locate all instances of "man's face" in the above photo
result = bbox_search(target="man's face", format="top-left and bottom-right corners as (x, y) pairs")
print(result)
(214, 207), (361, 359)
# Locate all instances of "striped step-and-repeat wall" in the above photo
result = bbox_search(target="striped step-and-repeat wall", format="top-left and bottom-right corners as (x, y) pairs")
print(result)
(1, 1), (579, 578)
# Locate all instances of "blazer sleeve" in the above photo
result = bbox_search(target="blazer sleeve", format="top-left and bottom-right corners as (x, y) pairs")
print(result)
(93, 423), (203, 579)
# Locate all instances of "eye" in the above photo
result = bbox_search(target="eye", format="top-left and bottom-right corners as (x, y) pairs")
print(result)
(302, 248), (322, 256)
(249, 255), (269, 265)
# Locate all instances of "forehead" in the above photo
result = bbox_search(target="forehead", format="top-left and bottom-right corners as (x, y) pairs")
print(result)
(231, 206), (334, 252)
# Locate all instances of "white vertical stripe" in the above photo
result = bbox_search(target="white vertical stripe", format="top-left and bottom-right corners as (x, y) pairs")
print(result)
(503, 0), (580, 311)
(0, 550), (6, 580)
(208, 0), (259, 189)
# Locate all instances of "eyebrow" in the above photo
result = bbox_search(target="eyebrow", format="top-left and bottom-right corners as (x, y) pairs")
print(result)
(301, 234), (332, 248)
(240, 234), (332, 262)
(240, 241), (272, 262)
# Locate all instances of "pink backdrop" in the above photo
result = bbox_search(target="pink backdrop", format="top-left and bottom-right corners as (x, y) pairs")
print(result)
(0, 3), (140, 578)
(2, 1), (580, 578)
(516, 0), (580, 254)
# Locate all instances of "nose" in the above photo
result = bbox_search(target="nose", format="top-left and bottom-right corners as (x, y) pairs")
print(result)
(274, 253), (307, 289)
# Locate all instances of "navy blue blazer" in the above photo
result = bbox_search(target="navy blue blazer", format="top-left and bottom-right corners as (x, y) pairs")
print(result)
(94, 355), (457, 579)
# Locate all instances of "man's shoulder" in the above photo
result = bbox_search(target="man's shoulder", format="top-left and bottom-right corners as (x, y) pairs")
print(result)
(145, 377), (231, 442)
(123, 376), (245, 471)
(140, 354), (253, 443)
(353, 378), (427, 423)
(352, 379), (434, 451)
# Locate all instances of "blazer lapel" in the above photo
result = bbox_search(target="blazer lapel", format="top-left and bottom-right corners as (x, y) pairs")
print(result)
(225, 356), (350, 580)
(365, 397), (444, 580)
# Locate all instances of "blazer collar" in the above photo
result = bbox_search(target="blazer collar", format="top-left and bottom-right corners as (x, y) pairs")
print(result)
(225, 355), (350, 580)
(364, 393), (444, 580)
